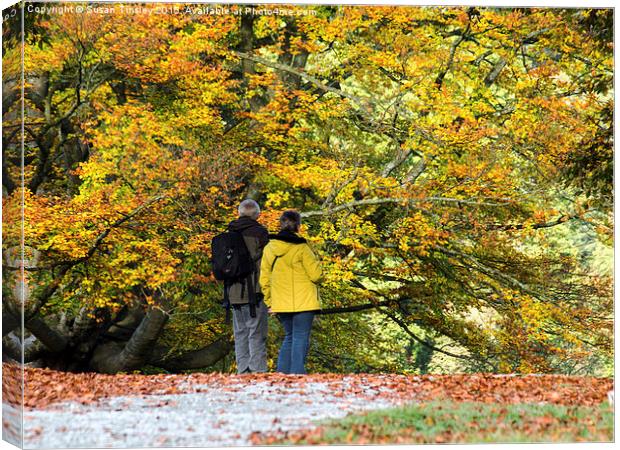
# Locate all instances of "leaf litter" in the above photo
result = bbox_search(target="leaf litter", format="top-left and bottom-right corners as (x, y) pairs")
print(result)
(4, 365), (611, 410)
(1, 363), (613, 447)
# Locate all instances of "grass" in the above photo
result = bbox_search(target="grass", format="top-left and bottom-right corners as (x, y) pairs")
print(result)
(275, 401), (614, 444)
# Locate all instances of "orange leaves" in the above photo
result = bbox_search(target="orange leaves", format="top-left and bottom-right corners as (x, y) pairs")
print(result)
(13, 363), (612, 411)
(99, 11), (189, 83)
(443, 159), (515, 199)
(82, 104), (206, 197)
(20, 97), (243, 310)
(267, 159), (343, 195)
(393, 212), (449, 257)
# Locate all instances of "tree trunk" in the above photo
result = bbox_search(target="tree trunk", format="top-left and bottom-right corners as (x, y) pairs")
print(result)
(89, 307), (168, 374)
(2, 312), (19, 337)
(3, 331), (46, 363)
(24, 316), (68, 353)
(103, 302), (146, 340)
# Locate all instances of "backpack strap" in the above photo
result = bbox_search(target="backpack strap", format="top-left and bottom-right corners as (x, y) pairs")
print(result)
(247, 275), (257, 318)
(222, 280), (231, 324)
(225, 304), (231, 323)
(242, 256), (278, 319)
(240, 232), (258, 318)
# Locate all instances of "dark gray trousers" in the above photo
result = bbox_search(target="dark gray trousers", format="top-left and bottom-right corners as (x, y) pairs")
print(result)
(231, 302), (268, 373)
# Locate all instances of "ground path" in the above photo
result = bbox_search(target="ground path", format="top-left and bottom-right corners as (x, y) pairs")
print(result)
(2, 366), (612, 448)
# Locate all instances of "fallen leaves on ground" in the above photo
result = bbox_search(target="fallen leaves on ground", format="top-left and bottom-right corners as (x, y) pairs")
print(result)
(1, 363), (612, 411)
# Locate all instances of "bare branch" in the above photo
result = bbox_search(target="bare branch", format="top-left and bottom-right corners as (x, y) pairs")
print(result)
(234, 50), (367, 109)
(436, 24), (471, 89)
(380, 307), (475, 362)
(484, 57), (507, 87)
(301, 196), (513, 218)
(488, 213), (578, 232)
(435, 245), (538, 298)
(317, 298), (407, 315)
(234, 50), (445, 148)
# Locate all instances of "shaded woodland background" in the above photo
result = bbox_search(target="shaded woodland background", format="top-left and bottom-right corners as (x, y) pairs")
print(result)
(2, 3), (613, 376)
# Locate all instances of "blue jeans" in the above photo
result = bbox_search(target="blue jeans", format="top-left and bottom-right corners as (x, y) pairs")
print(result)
(276, 311), (315, 374)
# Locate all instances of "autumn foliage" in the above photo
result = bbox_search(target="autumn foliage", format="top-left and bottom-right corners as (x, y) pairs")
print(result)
(2, 4), (613, 375)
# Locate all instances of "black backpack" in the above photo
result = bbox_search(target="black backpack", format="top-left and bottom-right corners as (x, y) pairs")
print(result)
(211, 231), (258, 321)
(211, 231), (253, 282)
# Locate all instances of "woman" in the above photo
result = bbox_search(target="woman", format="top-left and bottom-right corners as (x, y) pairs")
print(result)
(259, 210), (322, 374)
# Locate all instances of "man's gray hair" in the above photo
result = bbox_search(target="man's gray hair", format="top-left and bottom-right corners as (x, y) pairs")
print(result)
(238, 199), (261, 219)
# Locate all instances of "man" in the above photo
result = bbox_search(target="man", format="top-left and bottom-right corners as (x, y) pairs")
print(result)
(226, 199), (269, 374)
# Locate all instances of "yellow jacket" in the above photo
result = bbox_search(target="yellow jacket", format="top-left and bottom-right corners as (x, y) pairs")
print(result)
(259, 232), (322, 312)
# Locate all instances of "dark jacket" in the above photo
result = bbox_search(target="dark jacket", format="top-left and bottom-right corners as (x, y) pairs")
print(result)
(227, 216), (269, 305)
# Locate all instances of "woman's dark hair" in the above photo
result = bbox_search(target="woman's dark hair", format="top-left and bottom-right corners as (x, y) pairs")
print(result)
(280, 210), (301, 232)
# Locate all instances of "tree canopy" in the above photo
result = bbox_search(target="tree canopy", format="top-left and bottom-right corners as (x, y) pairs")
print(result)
(2, 4), (613, 375)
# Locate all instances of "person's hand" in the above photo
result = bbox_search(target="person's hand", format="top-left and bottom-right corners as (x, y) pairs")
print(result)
(267, 307), (275, 315)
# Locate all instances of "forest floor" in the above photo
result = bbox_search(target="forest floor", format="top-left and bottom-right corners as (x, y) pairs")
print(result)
(1, 365), (613, 448)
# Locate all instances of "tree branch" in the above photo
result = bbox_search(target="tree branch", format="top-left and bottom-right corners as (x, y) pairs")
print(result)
(484, 57), (507, 87)
(436, 24), (470, 89)
(301, 196), (513, 218)
(435, 245), (539, 298)
(234, 51), (446, 148)
(317, 298), (407, 315)
(234, 50), (366, 109)
(24, 316), (69, 353)
(90, 306), (169, 374)
(488, 213), (578, 232)
(380, 307), (474, 361)
(302, 197), (410, 218)
(150, 337), (233, 371)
